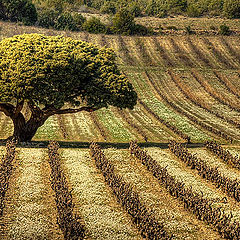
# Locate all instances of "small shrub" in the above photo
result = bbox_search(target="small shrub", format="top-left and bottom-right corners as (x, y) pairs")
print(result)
(38, 9), (58, 28)
(20, 1), (38, 25)
(145, 0), (167, 17)
(209, 25), (217, 30)
(42, 0), (64, 13)
(55, 12), (78, 31)
(0, 0), (37, 25)
(132, 24), (153, 36)
(0, 2), (5, 20)
(100, 1), (116, 14)
(112, 8), (135, 35)
(185, 25), (194, 34)
(166, 0), (188, 14)
(208, 0), (224, 16)
(128, 2), (142, 17)
(72, 13), (86, 30)
(186, 4), (202, 17)
(219, 24), (231, 35)
(82, 17), (107, 34)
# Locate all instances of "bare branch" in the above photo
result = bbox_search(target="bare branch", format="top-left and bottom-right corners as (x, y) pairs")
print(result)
(45, 106), (96, 116)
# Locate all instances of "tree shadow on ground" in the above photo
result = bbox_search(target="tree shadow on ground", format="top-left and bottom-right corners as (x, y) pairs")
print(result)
(0, 139), (205, 149)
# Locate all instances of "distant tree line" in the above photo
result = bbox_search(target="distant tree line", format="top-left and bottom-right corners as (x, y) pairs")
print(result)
(84, 0), (240, 18)
(0, 0), (152, 35)
(0, 0), (239, 36)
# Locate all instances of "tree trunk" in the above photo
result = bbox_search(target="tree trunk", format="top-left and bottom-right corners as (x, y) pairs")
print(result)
(12, 113), (47, 142)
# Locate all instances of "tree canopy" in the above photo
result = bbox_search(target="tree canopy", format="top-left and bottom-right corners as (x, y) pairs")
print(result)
(0, 33), (137, 141)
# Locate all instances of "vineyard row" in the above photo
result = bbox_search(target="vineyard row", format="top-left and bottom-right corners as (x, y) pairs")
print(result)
(206, 141), (240, 170)
(90, 142), (171, 240)
(169, 140), (240, 202)
(48, 141), (86, 240)
(129, 141), (240, 239)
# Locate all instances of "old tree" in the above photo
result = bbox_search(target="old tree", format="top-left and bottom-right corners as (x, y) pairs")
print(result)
(0, 34), (137, 141)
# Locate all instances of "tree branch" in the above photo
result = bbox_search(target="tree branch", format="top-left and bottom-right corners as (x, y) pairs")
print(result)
(0, 103), (15, 117)
(27, 100), (41, 114)
(14, 100), (24, 117)
(46, 106), (96, 116)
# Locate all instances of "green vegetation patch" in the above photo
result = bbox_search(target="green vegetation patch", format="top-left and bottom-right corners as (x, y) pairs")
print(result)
(96, 108), (134, 142)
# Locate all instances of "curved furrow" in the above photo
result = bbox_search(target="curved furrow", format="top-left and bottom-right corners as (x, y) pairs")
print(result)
(139, 100), (190, 142)
(127, 107), (177, 142)
(213, 71), (240, 100)
(94, 108), (136, 142)
(145, 71), (234, 142)
(89, 112), (108, 141)
(126, 69), (206, 142)
(219, 37), (240, 65)
(174, 37), (203, 68)
(175, 70), (240, 122)
(56, 115), (68, 140)
(114, 36), (136, 66)
(168, 70), (240, 130)
(123, 70), (182, 142)
(185, 37), (216, 68)
(134, 37), (158, 67)
(34, 115), (61, 141)
(191, 70), (240, 113)
(200, 38), (237, 69)
(148, 37), (175, 67)
(160, 71), (240, 140)
(168, 38), (196, 68)
(114, 108), (148, 142)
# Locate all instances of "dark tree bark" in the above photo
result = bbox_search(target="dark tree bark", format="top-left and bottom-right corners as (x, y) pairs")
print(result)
(12, 113), (47, 142)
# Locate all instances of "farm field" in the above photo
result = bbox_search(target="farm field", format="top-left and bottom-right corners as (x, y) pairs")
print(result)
(0, 143), (240, 239)
(1, 21), (240, 144)
(0, 19), (240, 239)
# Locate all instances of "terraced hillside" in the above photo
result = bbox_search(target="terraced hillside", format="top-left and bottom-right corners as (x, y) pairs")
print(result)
(0, 21), (240, 144)
(0, 21), (240, 239)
